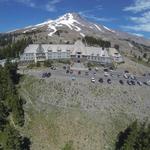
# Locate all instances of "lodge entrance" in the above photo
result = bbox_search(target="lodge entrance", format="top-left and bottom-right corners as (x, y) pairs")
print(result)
(76, 52), (82, 63)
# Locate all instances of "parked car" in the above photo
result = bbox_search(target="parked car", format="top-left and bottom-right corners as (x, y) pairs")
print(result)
(70, 70), (73, 74)
(130, 75), (136, 80)
(71, 76), (76, 81)
(88, 67), (92, 71)
(107, 79), (111, 84)
(104, 72), (109, 77)
(137, 81), (142, 86)
(146, 80), (150, 86)
(143, 81), (148, 85)
(109, 67), (113, 71)
(124, 70), (129, 73)
(142, 73), (146, 76)
(130, 80), (135, 85)
(78, 71), (81, 75)
(42, 72), (51, 78)
(51, 66), (56, 70)
(127, 80), (132, 85)
(95, 67), (99, 71)
(47, 72), (51, 77)
(93, 72), (96, 76)
(63, 66), (66, 70)
(42, 73), (46, 78)
(123, 73), (128, 79)
(99, 78), (103, 83)
(119, 80), (124, 85)
(104, 68), (108, 72)
(91, 77), (95, 83)
(66, 70), (69, 74)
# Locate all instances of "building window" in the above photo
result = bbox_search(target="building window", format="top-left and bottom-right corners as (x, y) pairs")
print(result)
(48, 50), (52, 53)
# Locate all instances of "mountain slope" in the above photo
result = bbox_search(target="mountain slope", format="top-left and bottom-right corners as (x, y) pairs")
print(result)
(7, 12), (150, 54)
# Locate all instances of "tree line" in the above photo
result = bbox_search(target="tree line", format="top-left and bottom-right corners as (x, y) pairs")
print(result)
(0, 35), (32, 59)
(115, 120), (150, 150)
(82, 36), (111, 48)
(0, 61), (30, 150)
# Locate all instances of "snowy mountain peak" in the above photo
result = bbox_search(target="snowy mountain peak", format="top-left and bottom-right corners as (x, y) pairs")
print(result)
(9, 12), (115, 36)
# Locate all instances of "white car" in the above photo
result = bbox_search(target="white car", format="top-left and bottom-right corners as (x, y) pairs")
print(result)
(104, 72), (109, 77)
(123, 73), (128, 79)
(91, 77), (95, 83)
(147, 80), (150, 86)
(95, 67), (99, 71)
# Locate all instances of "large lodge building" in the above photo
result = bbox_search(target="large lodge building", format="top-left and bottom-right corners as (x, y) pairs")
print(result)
(20, 40), (123, 64)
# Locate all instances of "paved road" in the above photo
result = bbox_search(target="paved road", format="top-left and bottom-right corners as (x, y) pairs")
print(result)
(19, 66), (150, 87)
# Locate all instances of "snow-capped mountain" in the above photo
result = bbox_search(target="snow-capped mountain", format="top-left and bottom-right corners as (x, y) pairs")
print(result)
(11, 13), (116, 36)
(8, 12), (150, 51)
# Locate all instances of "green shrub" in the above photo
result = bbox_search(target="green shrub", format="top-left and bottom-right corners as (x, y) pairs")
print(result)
(44, 60), (53, 67)
(62, 141), (74, 150)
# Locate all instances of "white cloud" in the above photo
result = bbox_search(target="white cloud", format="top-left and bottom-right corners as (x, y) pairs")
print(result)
(0, 0), (62, 12)
(84, 14), (115, 22)
(79, 6), (115, 23)
(129, 11), (150, 24)
(122, 0), (150, 33)
(129, 32), (144, 37)
(122, 24), (150, 32)
(13, 0), (36, 7)
(45, 0), (62, 12)
(124, 0), (150, 13)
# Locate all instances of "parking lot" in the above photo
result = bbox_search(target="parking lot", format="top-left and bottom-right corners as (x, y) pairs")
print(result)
(19, 65), (150, 87)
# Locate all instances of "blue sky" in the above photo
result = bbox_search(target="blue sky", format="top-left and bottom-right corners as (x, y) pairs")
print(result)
(0, 0), (150, 39)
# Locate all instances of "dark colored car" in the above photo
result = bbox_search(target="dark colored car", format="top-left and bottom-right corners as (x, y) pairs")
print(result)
(70, 70), (73, 74)
(130, 80), (135, 85)
(124, 70), (129, 73)
(47, 72), (51, 77)
(109, 67), (113, 71)
(42, 72), (51, 78)
(66, 70), (69, 74)
(99, 78), (103, 83)
(119, 80), (124, 85)
(88, 67), (92, 71)
(143, 81), (147, 85)
(51, 66), (56, 70)
(104, 68), (108, 72)
(142, 73), (146, 76)
(78, 71), (81, 75)
(107, 79), (111, 84)
(127, 80), (132, 85)
(63, 66), (66, 70)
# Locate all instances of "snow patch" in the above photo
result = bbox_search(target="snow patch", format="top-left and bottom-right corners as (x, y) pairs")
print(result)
(103, 26), (115, 33)
(47, 13), (83, 36)
(94, 24), (102, 32)
(80, 33), (85, 37)
(128, 42), (133, 48)
(48, 24), (57, 36)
